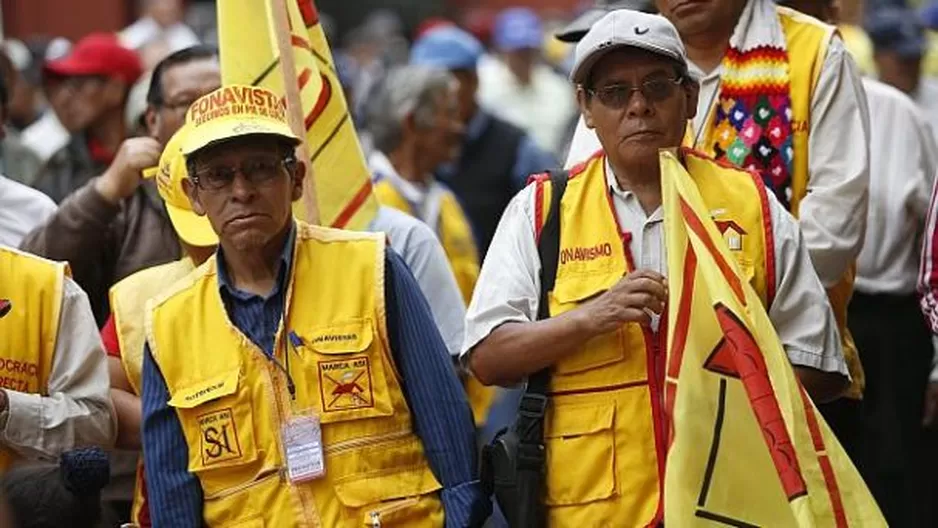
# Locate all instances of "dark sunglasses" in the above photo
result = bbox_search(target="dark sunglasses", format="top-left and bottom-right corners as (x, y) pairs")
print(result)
(192, 155), (296, 191)
(587, 76), (684, 108)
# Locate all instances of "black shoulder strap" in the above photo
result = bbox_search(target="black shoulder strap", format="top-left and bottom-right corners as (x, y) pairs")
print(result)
(513, 170), (568, 528)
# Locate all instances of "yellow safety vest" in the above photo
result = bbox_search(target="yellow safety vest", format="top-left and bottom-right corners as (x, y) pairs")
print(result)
(685, 5), (864, 399)
(109, 256), (197, 527)
(373, 179), (495, 426)
(534, 150), (772, 526)
(0, 246), (68, 472)
(146, 223), (443, 528)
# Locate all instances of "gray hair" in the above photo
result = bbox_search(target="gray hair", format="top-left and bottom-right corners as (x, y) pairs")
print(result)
(364, 65), (455, 154)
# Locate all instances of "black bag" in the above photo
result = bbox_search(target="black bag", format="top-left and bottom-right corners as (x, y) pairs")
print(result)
(480, 170), (568, 528)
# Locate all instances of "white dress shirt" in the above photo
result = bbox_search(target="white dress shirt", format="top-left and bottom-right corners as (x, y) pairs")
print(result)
(368, 206), (466, 358)
(914, 77), (938, 148)
(0, 274), (115, 460)
(566, 36), (870, 290)
(0, 175), (56, 247)
(464, 157), (848, 377)
(856, 78), (937, 295)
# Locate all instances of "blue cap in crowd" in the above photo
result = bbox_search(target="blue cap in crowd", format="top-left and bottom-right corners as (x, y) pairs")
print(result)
(410, 26), (484, 71)
(866, 7), (926, 58)
(921, 2), (938, 30)
(493, 8), (543, 51)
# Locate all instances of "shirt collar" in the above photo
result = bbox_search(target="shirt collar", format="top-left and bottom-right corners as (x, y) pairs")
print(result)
(604, 157), (664, 223)
(368, 150), (428, 205)
(216, 221), (297, 301)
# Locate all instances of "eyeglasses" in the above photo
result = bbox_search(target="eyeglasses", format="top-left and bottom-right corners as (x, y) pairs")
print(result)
(159, 98), (197, 115)
(192, 156), (296, 191)
(587, 77), (684, 108)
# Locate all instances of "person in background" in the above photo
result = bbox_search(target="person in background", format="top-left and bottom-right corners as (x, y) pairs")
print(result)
(21, 45), (220, 327)
(653, 0), (870, 458)
(477, 8), (578, 157)
(867, 7), (938, 145)
(119, 0), (199, 57)
(141, 85), (487, 526)
(465, 11), (847, 524)
(31, 34), (143, 203)
(0, 448), (112, 528)
(411, 26), (556, 257)
(0, 43), (44, 186)
(0, 71), (55, 247)
(1, 40), (44, 132)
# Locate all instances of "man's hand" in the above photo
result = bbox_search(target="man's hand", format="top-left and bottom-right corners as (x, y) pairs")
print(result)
(94, 137), (162, 205)
(579, 269), (668, 335)
(924, 382), (938, 428)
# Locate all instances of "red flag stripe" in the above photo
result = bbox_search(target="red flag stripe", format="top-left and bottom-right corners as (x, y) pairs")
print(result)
(679, 198), (746, 304)
(799, 386), (849, 527)
(331, 180), (373, 229)
(291, 34), (312, 52)
(297, 68), (313, 91)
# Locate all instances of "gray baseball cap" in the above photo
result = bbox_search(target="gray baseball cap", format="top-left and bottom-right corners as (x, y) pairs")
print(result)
(555, 0), (656, 43)
(570, 9), (689, 85)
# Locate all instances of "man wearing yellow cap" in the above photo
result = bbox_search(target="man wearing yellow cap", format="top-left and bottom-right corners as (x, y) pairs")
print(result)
(140, 85), (487, 527)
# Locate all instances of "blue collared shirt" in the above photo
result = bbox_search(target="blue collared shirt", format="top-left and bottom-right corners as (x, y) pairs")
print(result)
(141, 224), (489, 527)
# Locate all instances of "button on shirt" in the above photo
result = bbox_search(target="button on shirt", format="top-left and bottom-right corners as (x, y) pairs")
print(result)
(141, 224), (488, 527)
(463, 158), (848, 378)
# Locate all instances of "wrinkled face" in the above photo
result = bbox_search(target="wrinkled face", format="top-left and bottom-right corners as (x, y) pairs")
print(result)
(46, 75), (122, 133)
(184, 136), (304, 253)
(146, 57), (221, 146)
(579, 48), (698, 168)
(413, 85), (464, 168)
(656, 0), (746, 38)
(874, 51), (922, 95)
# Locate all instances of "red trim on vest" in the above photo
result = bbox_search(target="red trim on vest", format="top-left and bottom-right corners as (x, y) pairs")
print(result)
(567, 149), (604, 180)
(534, 179), (546, 246)
(603, 179), (666, 527)
(751, 170), (777, 306)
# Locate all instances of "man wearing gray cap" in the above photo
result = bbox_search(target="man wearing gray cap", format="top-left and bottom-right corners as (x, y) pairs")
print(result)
(464, 10), (847, 525)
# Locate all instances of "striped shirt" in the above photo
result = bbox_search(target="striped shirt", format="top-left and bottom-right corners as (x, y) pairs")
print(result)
(141, 225), (488, 527)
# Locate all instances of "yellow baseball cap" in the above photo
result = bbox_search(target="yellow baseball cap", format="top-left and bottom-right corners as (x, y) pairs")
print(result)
(152, 124), (219, 247)
(181, 84), (301, 156)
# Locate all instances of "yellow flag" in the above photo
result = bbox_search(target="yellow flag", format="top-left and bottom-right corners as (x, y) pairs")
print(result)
(217, 0), (378, 229)
(660, 150), (884, 527)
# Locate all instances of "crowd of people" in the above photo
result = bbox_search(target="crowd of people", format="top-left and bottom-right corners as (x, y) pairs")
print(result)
(0, 0), (937, 526)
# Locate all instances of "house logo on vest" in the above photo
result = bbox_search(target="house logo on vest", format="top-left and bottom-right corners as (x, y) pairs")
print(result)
(318, 356), (374, 411)
(198, 408), (243, 466)
(714, 219), (746, 251)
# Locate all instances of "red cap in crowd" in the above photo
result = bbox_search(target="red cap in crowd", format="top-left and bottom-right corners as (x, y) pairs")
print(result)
(44, 33), (142, 85)
(415, 17), (455, 40)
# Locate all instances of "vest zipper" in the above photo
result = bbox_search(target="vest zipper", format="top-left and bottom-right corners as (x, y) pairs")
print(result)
(204, 468), (280, 500)
(368, 497), (419, 527)
(324, 429), (411, 455)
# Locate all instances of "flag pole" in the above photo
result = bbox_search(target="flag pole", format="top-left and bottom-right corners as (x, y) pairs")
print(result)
(269, 0), (320, 225)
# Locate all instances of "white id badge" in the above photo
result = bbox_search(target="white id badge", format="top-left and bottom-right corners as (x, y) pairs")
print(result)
(281, 413), (325, 483)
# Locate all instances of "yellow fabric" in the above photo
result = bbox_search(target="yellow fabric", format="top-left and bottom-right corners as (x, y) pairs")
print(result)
(536, 151), (771, 525)
(372, 179), (492, 425)
(0, 247), (67, 472)
(924, 30), (938, 78)
(217, 0), (379, 230)
(838, 24), (877, 77)
(660, 150), (884, 526)
(686, 6), (864, 399)
(147, 222), (443, 527)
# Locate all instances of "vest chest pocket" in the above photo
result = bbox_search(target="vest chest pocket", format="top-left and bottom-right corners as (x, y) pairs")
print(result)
(167, 368), (259, 479)
(549, 273), (625, 375)
(544, 403), (617, 506)
(298, 318), (395, 423)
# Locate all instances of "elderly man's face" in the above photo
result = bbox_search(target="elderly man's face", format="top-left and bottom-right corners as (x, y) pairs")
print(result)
(413, 85), (464, 169)
(656, 0), (746, 37)
(146, 57), (221, 147)
(46, 75), (123, 133)
(579, 48), (698, 168)
(184, 136), (303, 252)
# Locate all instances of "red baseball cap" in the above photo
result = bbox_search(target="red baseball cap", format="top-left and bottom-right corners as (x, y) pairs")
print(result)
(44, 33), (142, 85)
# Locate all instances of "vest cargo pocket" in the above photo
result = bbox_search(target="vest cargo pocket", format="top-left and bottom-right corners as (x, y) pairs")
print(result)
(544, 403), (616, 506)
(201, 469), (281, 527)
(549, 273), (625, 375)
(333, 465), (443, 526)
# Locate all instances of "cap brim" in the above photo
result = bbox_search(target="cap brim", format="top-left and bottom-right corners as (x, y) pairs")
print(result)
(571, 40), (683, 84)
(555, 9), (606, 43)
(182, 118), (301, 156)
(43, 58), (101, 78)
(166, 203), (218, 248)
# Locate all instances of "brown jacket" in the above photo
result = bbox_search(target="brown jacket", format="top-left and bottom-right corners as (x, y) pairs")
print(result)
(20, 179), (181, 326)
